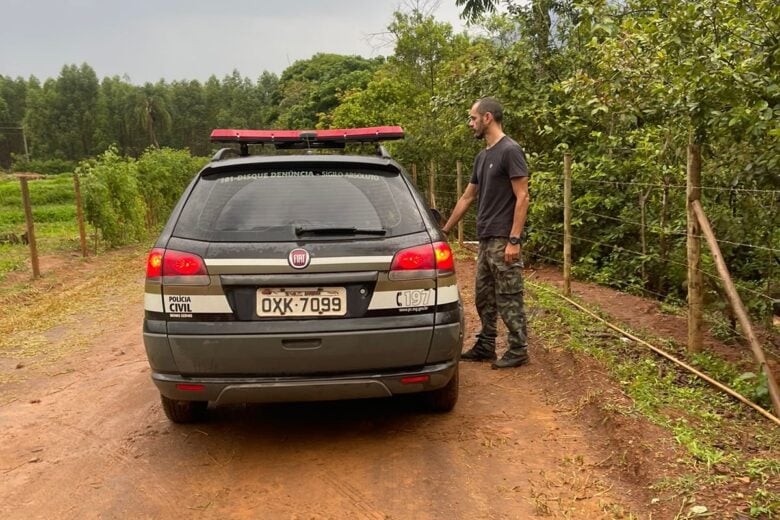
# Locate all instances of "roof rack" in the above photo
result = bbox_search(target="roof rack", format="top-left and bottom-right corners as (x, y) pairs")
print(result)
(209, 126), (404, 160)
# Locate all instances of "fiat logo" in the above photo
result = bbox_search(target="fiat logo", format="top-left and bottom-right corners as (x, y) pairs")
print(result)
(288, 248), (310, 269)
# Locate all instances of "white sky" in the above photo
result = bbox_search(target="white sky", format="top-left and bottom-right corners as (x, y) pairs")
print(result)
(0, 0), (470, 84)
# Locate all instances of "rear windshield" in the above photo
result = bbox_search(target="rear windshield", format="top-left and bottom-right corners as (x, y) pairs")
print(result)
(172, 166), (426, 242)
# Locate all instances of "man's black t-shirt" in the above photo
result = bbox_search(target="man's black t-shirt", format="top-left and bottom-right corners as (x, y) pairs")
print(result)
(469, 135), (529, 240)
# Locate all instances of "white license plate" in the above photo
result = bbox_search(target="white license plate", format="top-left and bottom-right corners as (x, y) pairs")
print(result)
(256, 287), (347, 317)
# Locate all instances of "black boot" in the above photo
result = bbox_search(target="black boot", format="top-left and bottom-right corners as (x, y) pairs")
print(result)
(460, 344), (497, 362)
(491, 348), (529, 369)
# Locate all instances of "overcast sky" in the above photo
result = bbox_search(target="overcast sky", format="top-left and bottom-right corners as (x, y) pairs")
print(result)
(0, 0), (470, 84)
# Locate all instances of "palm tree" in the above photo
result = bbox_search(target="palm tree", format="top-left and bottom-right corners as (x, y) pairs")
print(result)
(136, 83), (171, 148)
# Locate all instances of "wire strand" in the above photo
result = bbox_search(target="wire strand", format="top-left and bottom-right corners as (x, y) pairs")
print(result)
(572, 208), (780, 253)
(571, 178), (780, 195)
(533, 226), (775, 303)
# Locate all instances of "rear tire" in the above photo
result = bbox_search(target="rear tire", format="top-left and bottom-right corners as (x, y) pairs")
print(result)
(161, 395), (207, 423)
(423, 365), (459, 412)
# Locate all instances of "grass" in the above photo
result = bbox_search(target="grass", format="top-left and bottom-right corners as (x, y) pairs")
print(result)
(0, 245), (147, 386)
(526, 280), (780, 519)
(0, 173), (87, 282)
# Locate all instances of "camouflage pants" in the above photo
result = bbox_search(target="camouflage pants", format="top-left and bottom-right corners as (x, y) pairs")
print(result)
(474, 238), (528, 354)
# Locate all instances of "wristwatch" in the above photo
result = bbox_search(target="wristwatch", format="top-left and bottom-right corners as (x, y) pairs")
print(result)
(508, 235), (521, 245)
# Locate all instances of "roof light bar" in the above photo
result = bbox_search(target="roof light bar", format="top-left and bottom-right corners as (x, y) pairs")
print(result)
(210, 126), (404, 145)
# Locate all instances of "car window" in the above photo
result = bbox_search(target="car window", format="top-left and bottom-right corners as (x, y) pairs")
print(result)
(173, 166), (426, 242)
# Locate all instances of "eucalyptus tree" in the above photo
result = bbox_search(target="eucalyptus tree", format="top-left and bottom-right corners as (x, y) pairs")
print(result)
(95, 76), (145, 156)
(24, 64), (100, 160)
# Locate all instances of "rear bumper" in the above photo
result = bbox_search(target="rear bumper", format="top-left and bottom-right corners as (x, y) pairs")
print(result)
(151, 359), (457, 405)
(143, 321), (461, 375)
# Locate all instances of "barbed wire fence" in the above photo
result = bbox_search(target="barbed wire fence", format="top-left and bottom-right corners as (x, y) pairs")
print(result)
(406, 150), (780, 413)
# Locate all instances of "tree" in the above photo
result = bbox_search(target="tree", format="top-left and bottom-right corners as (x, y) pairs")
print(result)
(276, 54), (382, 128)
(168, 79), (210, 154)
(55, 64), (100, 158)
(137, 81), (171, 149)
(95, 76), (144, 156)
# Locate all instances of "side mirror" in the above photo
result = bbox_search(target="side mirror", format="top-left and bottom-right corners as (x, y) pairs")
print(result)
(429, 208), (443, 227)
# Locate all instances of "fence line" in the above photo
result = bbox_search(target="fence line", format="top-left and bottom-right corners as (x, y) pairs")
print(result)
(427, 169), (780, 195)
(571, 209), (780, 253)
(569, 178), (780, 195)
(531, 225), (775, 303)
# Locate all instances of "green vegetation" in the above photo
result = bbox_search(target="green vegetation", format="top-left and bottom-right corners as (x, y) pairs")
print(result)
(0, 0), (776, 322)
(528, 280), (780, 518)
(0, 146), (206, 278)
(0, 173), (81, 280)
(78, 147), (207, 248)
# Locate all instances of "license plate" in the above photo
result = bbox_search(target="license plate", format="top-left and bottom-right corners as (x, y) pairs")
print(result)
(256, 287), (347, 317)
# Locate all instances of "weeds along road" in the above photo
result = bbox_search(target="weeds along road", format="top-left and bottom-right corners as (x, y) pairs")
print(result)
(0, 248), (671, 519)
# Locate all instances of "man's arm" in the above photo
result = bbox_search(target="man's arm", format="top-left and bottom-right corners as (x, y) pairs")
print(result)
(505, 176), (530, 264)
(442, 183), (478, 235)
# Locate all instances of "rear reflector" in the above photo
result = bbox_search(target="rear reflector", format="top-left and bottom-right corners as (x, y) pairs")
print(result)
(401, 375), (430, 385)
(176, 384), (205, 392)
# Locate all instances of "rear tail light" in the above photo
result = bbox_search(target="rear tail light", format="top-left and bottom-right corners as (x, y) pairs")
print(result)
(145, 248), (209, 286)
(390, 241), (454, 280)
(146, 248), (164, 279)
(434, 242), (454, 272)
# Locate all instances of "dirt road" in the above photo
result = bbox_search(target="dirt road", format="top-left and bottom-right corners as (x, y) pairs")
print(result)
(0, 251), (673, 519)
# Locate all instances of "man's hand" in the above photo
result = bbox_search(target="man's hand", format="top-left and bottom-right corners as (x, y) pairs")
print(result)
(505, 242), (521, 265)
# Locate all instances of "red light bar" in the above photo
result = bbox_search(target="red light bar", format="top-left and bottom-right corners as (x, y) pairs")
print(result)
(210, 126), (404, 144)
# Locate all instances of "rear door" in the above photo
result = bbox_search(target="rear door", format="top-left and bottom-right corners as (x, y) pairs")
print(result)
(159, 162), (442, 376)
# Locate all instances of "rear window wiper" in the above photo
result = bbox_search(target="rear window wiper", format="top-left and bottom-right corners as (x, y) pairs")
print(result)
(295, 226), (387, 236)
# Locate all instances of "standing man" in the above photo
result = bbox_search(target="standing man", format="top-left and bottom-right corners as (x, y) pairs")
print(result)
(442, 97), (530, 369)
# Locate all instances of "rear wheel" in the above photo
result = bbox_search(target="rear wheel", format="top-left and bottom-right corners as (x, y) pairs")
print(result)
(160, 395), (208, 423)
(423, 365), (459, 412)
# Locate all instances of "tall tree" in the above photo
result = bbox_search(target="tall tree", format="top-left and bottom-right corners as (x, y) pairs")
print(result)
(55, 64), (100, 158)
(277, 54), (382, 129)
(95, 76), (144, 156)
(137, 82), (171, 149)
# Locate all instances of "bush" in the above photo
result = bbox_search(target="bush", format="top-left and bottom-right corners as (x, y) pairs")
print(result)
(136, 148), (208, 226)
(79, 147), (146, 247)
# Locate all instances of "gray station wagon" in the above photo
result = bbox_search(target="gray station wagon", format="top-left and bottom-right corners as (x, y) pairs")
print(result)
(143, 127), (463, 422)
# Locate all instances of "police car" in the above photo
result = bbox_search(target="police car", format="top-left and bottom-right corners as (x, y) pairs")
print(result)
(143, 126), (463, 422)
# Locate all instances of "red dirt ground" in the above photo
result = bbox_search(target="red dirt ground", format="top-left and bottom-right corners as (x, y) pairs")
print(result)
(0, 250), (775, 519)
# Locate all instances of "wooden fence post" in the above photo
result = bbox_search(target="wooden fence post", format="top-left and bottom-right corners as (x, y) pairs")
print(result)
(411, 163), (418, 188)
(563, 153), (572, 296)
(19, 176), (40, 279)
(687, 142), (703, 353)
(456, 160), (464, 246)
(692, 200), (780, 417)
(73, 173), (88, 257)
(429, 160), (437, 209)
